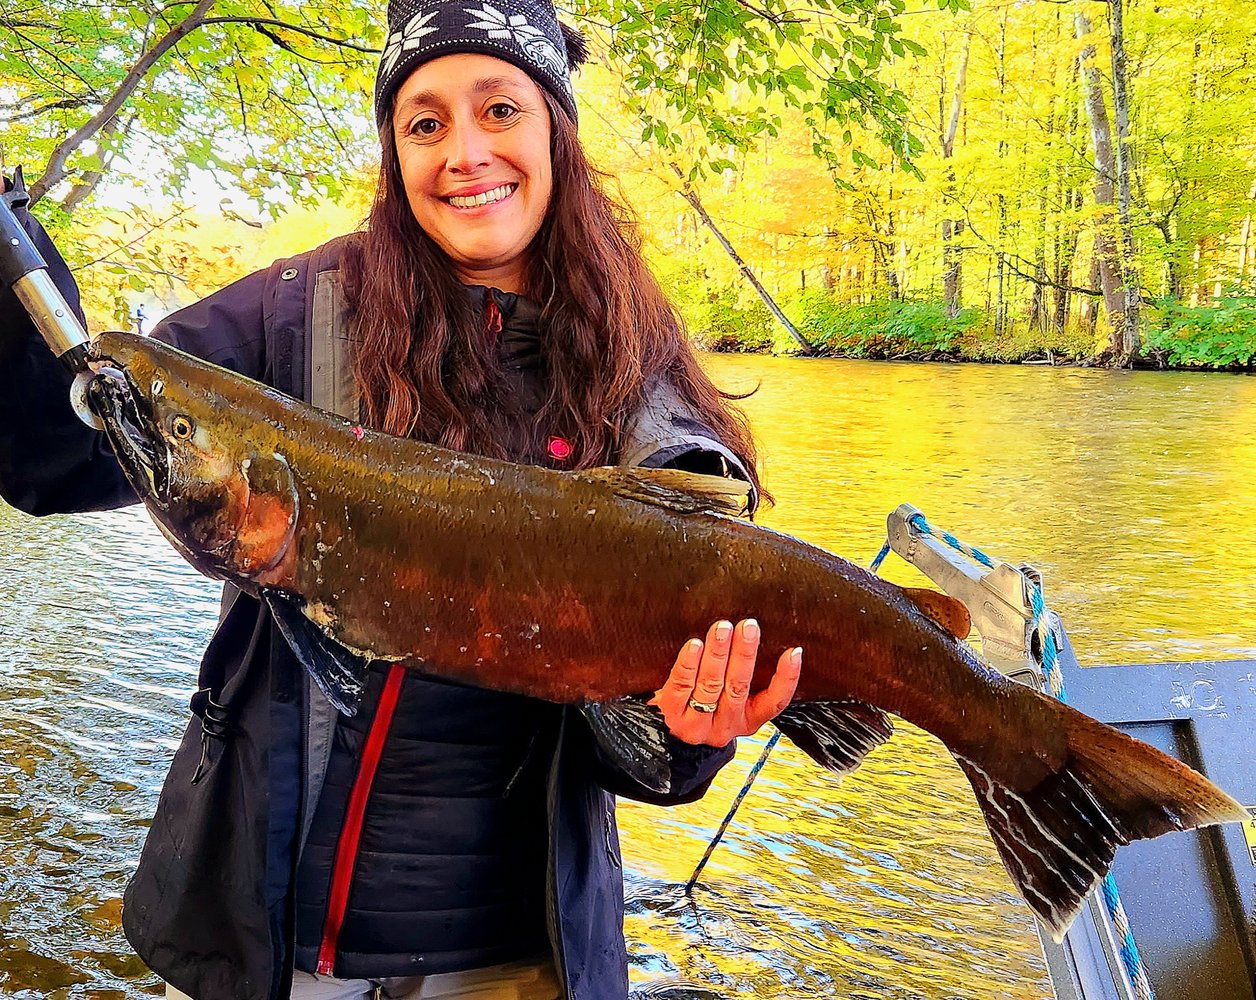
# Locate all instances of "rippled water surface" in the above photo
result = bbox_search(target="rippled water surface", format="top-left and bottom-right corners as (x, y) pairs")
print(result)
(1, 356), (1253, 998)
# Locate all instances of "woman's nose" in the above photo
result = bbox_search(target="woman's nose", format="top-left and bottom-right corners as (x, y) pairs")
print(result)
(446, 122), (492, 173)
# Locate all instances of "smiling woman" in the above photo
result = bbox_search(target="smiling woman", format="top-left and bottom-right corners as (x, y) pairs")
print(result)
(0, 1), (806, 999)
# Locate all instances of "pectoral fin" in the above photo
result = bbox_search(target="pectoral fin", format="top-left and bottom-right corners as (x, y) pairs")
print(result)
(774, 700), (894, 775)
(262, 590), (370, 716)
(580, 699), (673, 794)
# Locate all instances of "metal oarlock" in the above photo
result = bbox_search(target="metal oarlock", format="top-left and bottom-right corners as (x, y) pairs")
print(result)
(884, 503), (1045, 687)
(1, 167), (92, 373)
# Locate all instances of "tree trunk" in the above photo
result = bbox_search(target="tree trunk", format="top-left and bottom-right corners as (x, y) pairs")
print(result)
(941, 34), (971, 320)
(60, 114), (133, 214)
(29, 0), (219, 206)
(1238, 178), (1256, 283)
(1107, 0), (1141, 358)
(1075, 7), (1129, 363)
(992, 13), (1007, 337)
(668, 164), (813, 353)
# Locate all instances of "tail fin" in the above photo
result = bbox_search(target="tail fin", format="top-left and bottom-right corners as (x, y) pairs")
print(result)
(956, 704), (1246, 942)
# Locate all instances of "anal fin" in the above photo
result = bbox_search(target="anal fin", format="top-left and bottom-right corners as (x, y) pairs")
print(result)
(262, 589), (370, 716)
(581, 699), (672, 795)
(774, 700), (894, 774)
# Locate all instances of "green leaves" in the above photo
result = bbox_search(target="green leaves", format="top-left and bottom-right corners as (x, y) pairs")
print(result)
(574, 0), (940, 181)
(2, 0), (382, 212)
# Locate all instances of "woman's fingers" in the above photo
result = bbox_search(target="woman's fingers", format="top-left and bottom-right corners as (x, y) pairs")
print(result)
(651, 637), (704, 720)
(691, 619), (734, 708)
(745, 645), (803, 732)
(707, 619), (760, 745)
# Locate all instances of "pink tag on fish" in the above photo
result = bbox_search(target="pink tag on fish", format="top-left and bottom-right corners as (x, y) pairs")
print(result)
(352, 426), (365, 441)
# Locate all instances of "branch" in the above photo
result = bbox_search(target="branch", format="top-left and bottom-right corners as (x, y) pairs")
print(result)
(955, 197), (1102, 298)
(729, 0), (805, 25)
(200, 16), (378, 54)
(70, 205), (193, 272)
(29, 0), (220, 206)
(0, 95), (91, 123)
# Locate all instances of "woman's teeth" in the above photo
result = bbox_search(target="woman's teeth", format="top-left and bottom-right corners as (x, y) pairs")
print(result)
(448, 184), (516, 209)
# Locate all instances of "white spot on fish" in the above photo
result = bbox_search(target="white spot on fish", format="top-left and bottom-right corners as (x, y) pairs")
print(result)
(384, 601), (391, 609)
(459, 645), (468, 653)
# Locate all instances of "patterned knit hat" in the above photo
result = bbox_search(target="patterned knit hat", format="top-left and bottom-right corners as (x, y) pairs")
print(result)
(375, 0), (580, 128)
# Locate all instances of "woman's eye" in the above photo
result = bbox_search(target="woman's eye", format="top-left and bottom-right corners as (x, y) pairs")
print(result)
(488, 103), (518, 121)
(411, 117), (440, 136)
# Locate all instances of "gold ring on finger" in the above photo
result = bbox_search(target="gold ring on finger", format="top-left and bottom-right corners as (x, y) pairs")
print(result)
(687, 697), (719, 714)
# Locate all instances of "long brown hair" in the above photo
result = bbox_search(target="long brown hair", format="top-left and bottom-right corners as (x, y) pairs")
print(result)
(343, 89), (762, 496)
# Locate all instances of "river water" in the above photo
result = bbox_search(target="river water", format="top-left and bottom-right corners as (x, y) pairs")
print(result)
(0, 356), (1252, 999)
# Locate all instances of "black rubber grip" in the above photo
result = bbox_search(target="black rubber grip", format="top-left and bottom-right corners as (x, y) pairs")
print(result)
(0, 192), (47, 291)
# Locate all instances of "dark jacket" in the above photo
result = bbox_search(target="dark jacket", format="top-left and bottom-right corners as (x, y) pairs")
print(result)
(0, 214), (749, 1000)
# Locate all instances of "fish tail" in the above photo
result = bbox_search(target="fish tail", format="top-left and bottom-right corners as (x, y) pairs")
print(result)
(956, 703), (1246, 942)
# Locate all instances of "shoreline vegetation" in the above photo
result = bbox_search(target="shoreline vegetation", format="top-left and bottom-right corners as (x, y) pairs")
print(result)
(676, 285), (1256, 373)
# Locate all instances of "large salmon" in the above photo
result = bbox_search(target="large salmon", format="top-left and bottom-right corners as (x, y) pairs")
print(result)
(80, 330), (1244, 941)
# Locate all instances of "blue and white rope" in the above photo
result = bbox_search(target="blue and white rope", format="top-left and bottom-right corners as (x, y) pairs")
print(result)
(892, 511), (1153, 1000)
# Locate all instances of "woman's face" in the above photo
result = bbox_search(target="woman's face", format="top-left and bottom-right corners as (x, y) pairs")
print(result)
(392, 53), (554, 294)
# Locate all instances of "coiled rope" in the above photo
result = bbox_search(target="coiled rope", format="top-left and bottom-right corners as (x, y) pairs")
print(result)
(688, 510), (1155, 1000)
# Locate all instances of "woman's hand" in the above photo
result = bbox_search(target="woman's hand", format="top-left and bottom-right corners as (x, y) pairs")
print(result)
(651, 619), (802, 747)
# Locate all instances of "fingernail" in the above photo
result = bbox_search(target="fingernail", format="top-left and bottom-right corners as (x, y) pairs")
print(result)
(714, 621), (733, 642)
(742, 619), (759, 641)
(686, 638), (703, 653)
(790, 647), (803, 667)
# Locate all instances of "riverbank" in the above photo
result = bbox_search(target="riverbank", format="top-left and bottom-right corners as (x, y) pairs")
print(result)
(683, 290), (1256, 372)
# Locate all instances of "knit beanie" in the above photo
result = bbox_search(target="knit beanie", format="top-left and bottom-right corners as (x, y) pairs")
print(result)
(375, 0), (581, 128)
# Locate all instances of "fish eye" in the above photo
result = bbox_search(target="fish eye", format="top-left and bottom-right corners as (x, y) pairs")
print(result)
(171, 415), (195, 440)
(151, 378), (165, 396)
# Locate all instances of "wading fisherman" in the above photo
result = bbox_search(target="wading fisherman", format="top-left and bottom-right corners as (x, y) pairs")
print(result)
(0, 1), (802, 997)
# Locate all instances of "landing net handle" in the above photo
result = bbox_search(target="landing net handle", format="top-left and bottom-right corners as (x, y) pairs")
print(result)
(1, 167), (91, 373)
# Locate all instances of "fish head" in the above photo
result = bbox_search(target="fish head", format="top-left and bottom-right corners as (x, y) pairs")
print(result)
(84, 332), (300, 585)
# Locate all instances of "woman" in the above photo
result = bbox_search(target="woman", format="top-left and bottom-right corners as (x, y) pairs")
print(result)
(0, 0), (801, 997)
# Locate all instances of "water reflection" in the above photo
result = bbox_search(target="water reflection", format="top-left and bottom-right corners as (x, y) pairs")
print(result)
(0, 357), (1252, 997)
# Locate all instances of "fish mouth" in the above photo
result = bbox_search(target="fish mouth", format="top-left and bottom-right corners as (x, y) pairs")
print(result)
(86, 365), (170, 506)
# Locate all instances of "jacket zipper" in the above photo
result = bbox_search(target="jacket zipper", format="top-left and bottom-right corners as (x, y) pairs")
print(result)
(315, 663), (407, 976)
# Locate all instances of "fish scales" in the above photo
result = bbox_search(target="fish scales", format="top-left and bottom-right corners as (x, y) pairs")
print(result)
(80, 330), (1247, 944)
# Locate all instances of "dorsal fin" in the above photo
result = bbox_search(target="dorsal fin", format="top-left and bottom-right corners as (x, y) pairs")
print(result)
(902, 587), (972, 639)
(581, 466), (752, 517)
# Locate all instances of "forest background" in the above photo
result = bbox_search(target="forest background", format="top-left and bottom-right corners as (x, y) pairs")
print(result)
(3, 0), (1254, 370)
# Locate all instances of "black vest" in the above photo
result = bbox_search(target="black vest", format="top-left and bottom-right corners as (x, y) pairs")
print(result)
(293, 287), (561, 979)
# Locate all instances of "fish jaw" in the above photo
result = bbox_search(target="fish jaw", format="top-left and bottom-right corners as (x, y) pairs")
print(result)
(86, 333), (301, 586)
(86, 364), (169, 505)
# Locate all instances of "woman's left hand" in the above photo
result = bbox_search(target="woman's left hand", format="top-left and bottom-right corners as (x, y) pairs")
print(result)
(651, 618), (802, 747)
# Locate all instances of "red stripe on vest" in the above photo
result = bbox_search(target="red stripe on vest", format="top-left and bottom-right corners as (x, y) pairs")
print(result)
(315, 663), (407, 976)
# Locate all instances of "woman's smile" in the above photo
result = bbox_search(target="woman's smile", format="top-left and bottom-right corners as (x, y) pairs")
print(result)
(444, 182), (519, 210)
